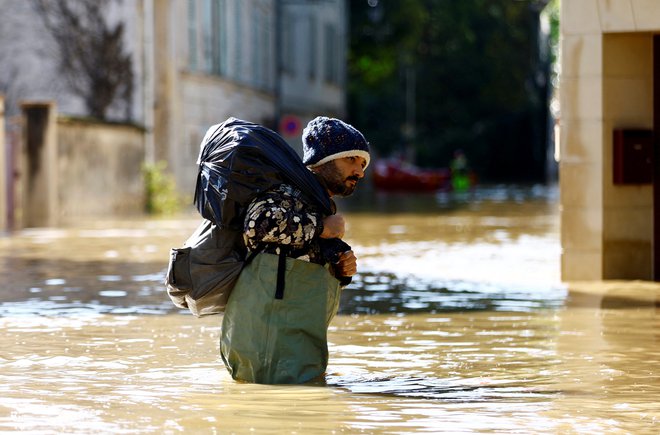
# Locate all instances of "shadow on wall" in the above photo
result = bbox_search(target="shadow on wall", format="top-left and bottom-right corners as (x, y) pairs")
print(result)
(11, 102), (147, 228)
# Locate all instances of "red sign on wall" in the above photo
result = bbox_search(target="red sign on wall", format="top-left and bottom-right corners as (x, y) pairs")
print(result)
(279, 114), (302, 138)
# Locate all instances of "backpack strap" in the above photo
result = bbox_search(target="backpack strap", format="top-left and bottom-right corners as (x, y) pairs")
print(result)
(275, 249), (287, 300)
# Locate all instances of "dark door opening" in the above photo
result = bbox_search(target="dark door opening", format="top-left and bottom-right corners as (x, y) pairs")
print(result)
(21, 103), (57, 228)
(654, 35), (660, 280)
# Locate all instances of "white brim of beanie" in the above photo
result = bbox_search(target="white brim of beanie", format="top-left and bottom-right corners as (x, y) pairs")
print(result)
(307, 150), (370, 169)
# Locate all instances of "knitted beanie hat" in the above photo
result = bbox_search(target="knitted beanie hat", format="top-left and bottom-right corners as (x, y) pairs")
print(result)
(302, 116), (370, 169)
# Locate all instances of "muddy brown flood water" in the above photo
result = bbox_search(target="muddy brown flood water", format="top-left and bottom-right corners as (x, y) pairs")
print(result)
(1, 185), (659, 434)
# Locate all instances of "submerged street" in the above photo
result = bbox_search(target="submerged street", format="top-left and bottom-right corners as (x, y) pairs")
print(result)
(1, 185), (659, 433)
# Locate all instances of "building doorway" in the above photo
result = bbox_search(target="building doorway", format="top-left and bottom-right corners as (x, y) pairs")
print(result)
(655, 35), (660, 280)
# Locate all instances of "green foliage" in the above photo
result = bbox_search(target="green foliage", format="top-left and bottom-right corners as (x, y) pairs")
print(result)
(544, 0), (561, 82)
(349, 0), (427, 88)
(348, 0), (554, 182)
(142, 161), (181, 215)
(546, 0), (560, 53)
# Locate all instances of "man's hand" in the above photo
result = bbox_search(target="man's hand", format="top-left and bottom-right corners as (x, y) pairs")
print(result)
(320, 214), (345, 239)
(334, 250), (357, 277)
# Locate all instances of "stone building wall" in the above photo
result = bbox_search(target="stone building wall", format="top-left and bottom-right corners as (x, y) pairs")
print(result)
(560, 0), (660, 280)
(56, 118), (145, 222)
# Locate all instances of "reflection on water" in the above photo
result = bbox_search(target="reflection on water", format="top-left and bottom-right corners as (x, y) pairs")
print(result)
(0, 185), (562, 317)
(2, 298), (659, 433)
(1, 185), (659, 433)
(342, 272), (564, 314)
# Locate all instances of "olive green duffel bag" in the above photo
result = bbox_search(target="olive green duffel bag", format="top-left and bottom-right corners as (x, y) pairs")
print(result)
(220, 252), (342, 384)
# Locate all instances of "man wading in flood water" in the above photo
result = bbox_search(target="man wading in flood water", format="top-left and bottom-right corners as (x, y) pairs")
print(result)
(220, 116), (370, 384)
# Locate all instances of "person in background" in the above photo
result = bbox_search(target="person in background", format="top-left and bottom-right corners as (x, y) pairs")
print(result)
(450, 149), (471, 192)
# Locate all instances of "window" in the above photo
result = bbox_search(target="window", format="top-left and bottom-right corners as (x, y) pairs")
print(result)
(187, 0), (198, 69)
(202, 0), (214, 73)
(323, 23), (339, 84)
(308, 15), (317, 80)
(262, 7), (272, 89)
(250, 1), (273, 90)
(186, 0), (272, 91)
(187, 0), (227, 76)
(282, 10), (296, 76)
(252, 6), (262, 87)
(250, 0), (275, 89)
(233, 0), (242, 81)
(215, 0), (227, 75)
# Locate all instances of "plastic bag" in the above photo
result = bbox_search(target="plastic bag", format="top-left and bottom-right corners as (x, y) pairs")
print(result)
(166, 117), (335, 316)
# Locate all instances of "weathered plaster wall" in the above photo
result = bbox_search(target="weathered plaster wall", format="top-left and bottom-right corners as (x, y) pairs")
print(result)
(176, 74), (276, 195)
(57, 119), (145, 222)
(560, 3), (605, 280)
(0, 96), (5, 232)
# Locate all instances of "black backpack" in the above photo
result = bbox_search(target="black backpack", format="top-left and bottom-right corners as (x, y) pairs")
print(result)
(165, 118), (334, 317)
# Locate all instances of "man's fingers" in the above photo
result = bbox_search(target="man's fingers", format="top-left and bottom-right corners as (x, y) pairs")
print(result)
(336, 250), (357, 276)
(339, 250), (355, 260)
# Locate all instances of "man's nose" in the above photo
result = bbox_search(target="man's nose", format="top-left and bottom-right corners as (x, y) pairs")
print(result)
(354, 165), (365, 178)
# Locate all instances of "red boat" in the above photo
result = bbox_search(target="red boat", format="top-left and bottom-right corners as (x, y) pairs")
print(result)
(372, 160), (452, 192)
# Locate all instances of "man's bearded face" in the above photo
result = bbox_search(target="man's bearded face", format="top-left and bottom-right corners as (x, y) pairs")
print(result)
(315, 160), (360, 197)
